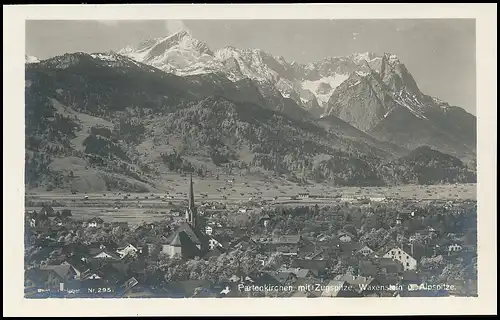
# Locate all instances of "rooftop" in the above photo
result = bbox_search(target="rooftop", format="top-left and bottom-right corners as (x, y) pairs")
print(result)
(39, 264), (73, 279)
(165, 222), (204, 245)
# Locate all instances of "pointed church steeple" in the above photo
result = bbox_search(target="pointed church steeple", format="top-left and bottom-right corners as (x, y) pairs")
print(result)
(188, 174), (195, 211)
(185, 174), (197, 228)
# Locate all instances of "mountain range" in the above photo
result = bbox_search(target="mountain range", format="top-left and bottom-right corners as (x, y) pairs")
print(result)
(24, 29), (476, 192)
(119, 30), (476, 159)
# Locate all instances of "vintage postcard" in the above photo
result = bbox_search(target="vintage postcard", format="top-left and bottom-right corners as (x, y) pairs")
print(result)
(3, 3), (497, 317)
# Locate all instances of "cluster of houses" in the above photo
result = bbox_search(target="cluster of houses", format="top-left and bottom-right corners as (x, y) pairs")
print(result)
(24, 179), (477, 298)
(25, 215), (476, 298)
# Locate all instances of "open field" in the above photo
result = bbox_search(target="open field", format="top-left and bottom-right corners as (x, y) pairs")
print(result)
(25, 181), (476, 225)
(27, 180), (477, 202)
(25, 206), (179, 224)
(24, 207), (167, 224)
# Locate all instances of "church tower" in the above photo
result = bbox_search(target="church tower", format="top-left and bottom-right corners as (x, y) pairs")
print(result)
(185, 174), (197, 228)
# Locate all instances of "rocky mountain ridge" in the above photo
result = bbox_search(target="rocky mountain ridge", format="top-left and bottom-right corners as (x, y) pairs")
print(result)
(116, 30), (476, 161)
(24, 51), (476, 192)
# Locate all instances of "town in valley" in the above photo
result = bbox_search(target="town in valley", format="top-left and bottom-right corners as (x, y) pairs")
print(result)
(24, 177), (477, 298)
(24, 19), (478, 299)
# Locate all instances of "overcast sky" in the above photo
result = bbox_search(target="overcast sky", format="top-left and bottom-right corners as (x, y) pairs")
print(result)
(26, 19), (476, 114)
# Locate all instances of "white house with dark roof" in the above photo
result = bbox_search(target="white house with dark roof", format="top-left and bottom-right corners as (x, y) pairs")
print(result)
(87, 218), (103, 228)
(205, 225), (213, 235)
(447, 243), (463, 253)
(383, 247), (417, 271)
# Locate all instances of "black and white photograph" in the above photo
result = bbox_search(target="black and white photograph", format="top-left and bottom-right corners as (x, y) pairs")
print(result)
(3, 3), (497, 317)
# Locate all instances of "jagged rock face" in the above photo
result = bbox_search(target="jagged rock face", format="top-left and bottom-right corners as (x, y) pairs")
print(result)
(24, 48), (476, 191)
(303, 96), (323, 119)
(320, 52), (476, 160)
(118, 31), (390, 116)
(118, 31), (476, 160)
(327, 71), (390, 132)
(325, 53), (428, 131)
(379, 53), (423, 99)
(30, 31), (475, 164)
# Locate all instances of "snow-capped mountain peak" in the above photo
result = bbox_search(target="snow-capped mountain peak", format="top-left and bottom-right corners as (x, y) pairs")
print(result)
(25, 55), (40, 64)
(118, 29), (214, 73)
(117, 33), (451, 123)
(119, 34), (400, 112)
(166, 28), (191, 40)
(384, 52), (401, 65)
(352, 51), (379, 63)
(275, 55), (287, 64)
(323, 49), (460, 134)
(90, 51), (122, 61)
(121, 29), (193, 52)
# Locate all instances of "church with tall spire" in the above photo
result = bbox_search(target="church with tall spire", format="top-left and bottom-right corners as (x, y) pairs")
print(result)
(185, 174), (197, 228)
(162, 174), (208, 259)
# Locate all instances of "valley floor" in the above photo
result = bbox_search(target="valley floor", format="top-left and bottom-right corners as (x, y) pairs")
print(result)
(25, 182), (476, 225)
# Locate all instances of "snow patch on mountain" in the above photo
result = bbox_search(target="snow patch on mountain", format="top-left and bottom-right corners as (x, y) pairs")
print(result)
(119, 33), (451, 123)
(301, 74), (349, 106)
(432, 96), (446, 104)
(25, 55), (40, 64)
(383, 108), (396, 118)
(348, 80), (362, 88)
(393, 90), (428, 120)
(352, 52), (380, 63)
(215, 47), (285, 84)
(120, 33), (366, 109)
(119, 43), (154, 61)
(90, 53), (119, 61)
(355, 70), (369, 77)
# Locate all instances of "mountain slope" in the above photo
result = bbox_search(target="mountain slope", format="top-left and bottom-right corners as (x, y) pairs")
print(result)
(145, 95), (392, 187)
(22, 53), (389, 190)
(369, 105), (476, 160)
(317, 114), (408, 157)
(182, 74), (311, 121)
(25, 51), (476, 191)
(26, 52), (198, 116)
(118, 31), (475, 163)
(326, 53), (476, 160)
(380, 146), (476, 185)
(118, 31), (382, 116)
